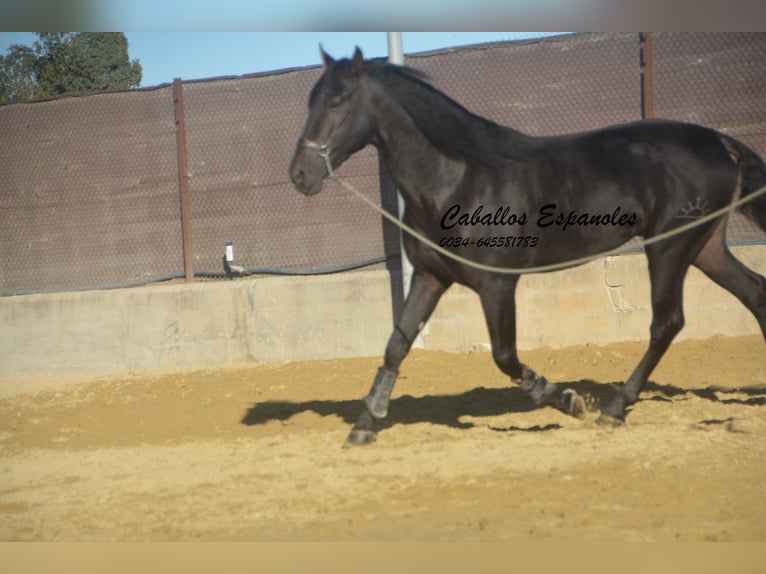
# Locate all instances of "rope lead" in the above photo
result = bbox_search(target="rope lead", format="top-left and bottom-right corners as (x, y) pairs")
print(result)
(326, 168), (766, 275)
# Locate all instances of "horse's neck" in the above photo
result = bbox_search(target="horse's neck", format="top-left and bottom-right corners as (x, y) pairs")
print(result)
(372, 94), (466, 217)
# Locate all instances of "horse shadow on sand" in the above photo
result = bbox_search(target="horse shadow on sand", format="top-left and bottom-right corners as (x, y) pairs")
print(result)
(241, 378), (766, 434)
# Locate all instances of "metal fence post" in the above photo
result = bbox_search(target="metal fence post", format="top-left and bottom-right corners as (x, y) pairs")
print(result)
(640, 32), (655, 120)
(386, 32), (414, 301)
(386, 32), (428, 347)
(173, 78), (194, 283)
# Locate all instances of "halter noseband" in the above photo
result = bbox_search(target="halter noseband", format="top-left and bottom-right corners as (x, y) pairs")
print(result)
(299, 138), (334, 176)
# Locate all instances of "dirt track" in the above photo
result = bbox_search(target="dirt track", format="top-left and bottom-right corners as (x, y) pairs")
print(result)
(1, 335), (765, 541)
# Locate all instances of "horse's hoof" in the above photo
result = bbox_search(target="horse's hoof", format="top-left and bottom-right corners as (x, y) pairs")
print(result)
(563, 389), (587, 420)
(343, 428), (377, 448)
(596, 413), (625, 427)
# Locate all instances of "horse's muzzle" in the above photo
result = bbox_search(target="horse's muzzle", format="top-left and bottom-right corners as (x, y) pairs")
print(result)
(289, 166), (323, 196)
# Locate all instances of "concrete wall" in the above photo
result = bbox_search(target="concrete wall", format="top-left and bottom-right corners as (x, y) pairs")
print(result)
(1, 246), (763, 386)
(427, 246), (765, 352)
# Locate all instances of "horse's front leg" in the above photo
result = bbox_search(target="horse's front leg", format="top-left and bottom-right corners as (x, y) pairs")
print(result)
(480, 278), (587, 420)
(345, 270), (449, 447)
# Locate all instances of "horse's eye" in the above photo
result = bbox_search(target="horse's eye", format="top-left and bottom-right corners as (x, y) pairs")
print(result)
(328, 92), (351, 109)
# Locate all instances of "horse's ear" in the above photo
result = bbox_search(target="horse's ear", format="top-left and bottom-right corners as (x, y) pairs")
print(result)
(351, 46), (364, 74)
(320, 44), (334, 68)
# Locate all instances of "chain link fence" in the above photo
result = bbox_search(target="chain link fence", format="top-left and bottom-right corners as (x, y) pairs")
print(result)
(1, 32), (765, 295)
(181, 70), (392, 276)
(650, 32), (766, 244)
(1, 87), (183, 293)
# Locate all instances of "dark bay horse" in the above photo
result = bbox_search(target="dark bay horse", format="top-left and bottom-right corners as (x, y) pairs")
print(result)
(289, 47), (766, 446)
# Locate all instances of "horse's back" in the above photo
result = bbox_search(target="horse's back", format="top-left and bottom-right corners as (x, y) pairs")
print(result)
(536, 119), (727, 160)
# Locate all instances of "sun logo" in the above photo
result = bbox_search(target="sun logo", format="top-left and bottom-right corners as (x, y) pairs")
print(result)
(677, 198), (711, 219)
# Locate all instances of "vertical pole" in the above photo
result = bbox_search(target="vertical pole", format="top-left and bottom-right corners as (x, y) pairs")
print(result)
(386, 32), (413, 299)
(173, 78), (194, 283)
(640, 32), (655, 120)
(386, 32), (427, 346)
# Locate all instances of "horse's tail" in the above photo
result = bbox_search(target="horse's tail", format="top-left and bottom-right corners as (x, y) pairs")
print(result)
(720, 134), (766, 232)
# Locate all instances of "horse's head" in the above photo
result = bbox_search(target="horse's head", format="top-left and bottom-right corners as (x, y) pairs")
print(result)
(289, 46), (374, 196)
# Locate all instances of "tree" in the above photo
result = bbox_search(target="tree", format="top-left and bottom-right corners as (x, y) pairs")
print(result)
(0, 32), (142, 103)
(0, 44), (38, 102)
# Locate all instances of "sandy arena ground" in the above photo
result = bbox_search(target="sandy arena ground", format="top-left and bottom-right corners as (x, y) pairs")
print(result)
(1, 335), (764, 541)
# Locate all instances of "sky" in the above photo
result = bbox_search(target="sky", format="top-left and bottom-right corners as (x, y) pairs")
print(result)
(3, 0), (761, 87)
(0, 32), (563, 88)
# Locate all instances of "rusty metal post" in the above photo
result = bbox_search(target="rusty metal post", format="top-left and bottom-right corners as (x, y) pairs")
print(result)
(173, 78), (194, 282)
(640, 32), (655, 119)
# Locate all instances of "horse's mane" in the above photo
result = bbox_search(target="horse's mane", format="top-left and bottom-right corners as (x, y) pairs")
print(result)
(365, 60), (534, 166)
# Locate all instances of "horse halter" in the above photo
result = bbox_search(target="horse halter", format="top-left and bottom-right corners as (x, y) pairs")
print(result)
(298, 94), (357, 178)
(298, 138), (335, 176)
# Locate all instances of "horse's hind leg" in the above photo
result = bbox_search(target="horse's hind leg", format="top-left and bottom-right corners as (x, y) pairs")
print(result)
(480, 278), (586, 419)
(344, 270), (448, 447)
(599, 244), (693, 424)
(693, 225), (766, 338)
